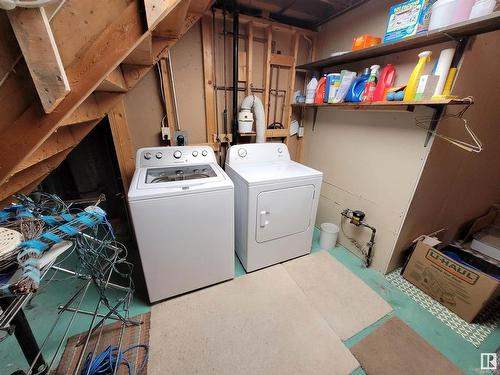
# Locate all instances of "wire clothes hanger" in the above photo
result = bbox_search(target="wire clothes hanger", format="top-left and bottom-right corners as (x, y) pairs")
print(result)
(415, 97), (483, 153)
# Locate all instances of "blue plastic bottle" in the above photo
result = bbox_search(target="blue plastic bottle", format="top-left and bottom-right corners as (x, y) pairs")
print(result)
(345, 68), (370, 102)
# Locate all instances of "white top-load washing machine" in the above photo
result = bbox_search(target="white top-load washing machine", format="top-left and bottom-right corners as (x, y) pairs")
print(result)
(225, 143), (322, 272)
(128, 146), (234, 302)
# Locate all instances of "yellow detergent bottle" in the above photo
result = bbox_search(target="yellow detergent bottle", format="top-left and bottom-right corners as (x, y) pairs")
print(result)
(404, 51), (432, 101)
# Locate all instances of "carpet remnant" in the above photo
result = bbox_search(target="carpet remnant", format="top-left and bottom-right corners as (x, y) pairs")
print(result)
(150, 265), (359, 375)
(386, 268), (500, 348)
(55, 312), (150, 374)
(284, 251), (392, 340)
(351, 317), (464, 375)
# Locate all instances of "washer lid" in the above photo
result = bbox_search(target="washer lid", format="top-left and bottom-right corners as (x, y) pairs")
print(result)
(227, 160), (322, 186)
(128, 162), (233, 201)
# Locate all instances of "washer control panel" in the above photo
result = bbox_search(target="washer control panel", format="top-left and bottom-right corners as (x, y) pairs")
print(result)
(137, 146), (217, 168)
(226, 143), (290, 166)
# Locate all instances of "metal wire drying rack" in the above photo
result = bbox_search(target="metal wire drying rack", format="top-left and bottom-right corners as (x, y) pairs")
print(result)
(0, 232), (140, 375)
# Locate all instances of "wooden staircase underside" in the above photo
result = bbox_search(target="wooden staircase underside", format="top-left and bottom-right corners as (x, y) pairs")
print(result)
(0, 0), (212, 207)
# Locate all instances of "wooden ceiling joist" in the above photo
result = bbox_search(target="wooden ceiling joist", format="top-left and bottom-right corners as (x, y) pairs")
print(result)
(0, 150), (70, 202)
(59, 94), (104, 126)
(0, 0), (213, 201)
(7, 7), (70, 114)
(0, 1), (145, 185)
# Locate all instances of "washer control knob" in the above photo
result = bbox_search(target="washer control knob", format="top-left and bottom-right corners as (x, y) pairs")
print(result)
(201, 150), (208, 156)
(173, 150), (182, 159)
(238, 148), (247, 158)
(277, 147), (283, 154)
(192, 150), (198, 157)
(155, 152), (163, 159)
(144, 152), (152, 160)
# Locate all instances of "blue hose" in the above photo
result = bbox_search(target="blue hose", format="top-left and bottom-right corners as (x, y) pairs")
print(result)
(80, 344), (149, 375)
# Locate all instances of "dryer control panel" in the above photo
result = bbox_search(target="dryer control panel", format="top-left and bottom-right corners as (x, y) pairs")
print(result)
(226, 143), (290, 166)
(136, 146), (216, 168)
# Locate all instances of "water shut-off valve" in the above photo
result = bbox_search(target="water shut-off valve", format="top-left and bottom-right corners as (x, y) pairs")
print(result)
(341, 208), (376, 267)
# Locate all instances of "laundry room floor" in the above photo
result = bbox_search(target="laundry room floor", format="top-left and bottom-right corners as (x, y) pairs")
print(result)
(1, 229), (498, 374)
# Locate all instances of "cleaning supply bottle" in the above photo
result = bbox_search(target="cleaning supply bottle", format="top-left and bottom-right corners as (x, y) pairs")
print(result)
(327, 73), (342, 103)
(314, 74), (327, 104)
(361, 65), (380, 102)
(324, 73), (335, 103)
(404, 51), (432, 101)
(305, 76), (318, 104)
(373, 64), (396, 102)
(345, 68), (370, 102)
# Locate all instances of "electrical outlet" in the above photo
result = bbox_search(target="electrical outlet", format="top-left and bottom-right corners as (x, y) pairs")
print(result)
(173, 130), (188, 146)
(161, 127), (170, 141)
(213, 133), (233, 144)
(298, 127), (305, 137)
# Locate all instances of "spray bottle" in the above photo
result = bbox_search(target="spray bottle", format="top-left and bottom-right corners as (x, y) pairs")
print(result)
(361, 65), (380, 102)
(404, 51), (432, 101)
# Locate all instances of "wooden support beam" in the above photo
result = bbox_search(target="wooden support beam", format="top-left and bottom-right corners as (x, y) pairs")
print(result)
(12, 127), (75, 174)
(0, 2), (145, 185)
(11, 120), (98, 174)
(283, 33), (299, 142)
(96, 66), (128, 93)
(108, 99), (136, 192)
(246, 22), (253, 96)
(59, 94), (103, 126)
(144, 0), (184, 30)
(159, 58), (177, 143)
(124, 34), (154, 66)
(7, 7), (70, 113)
(188, 0), (212, 14)
(262, 26), (272, 125)
(201, 15), (216, 144)
(0, 150), (70, 201)
(153, 0), (191, 39)
(270, 54), (294, 67)
(0, 175), (47, 209)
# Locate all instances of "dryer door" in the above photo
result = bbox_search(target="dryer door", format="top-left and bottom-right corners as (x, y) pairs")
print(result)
(256, 185), (315, 243)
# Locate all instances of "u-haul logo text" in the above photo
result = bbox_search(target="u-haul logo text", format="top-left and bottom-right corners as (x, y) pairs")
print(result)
(425, 249), (479, 285)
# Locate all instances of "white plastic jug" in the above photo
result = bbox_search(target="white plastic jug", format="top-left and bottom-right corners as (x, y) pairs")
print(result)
(305, 77), (318, 104)
(319, 223), (339, 250)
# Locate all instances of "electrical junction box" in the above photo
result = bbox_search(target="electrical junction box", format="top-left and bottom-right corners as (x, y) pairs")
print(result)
(173, 130), (188, 146)
(402, 236), (500, 322)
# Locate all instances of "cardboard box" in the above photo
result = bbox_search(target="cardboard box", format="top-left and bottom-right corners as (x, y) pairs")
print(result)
(383, 0), (437, 43)
(402, 237), (500, 322)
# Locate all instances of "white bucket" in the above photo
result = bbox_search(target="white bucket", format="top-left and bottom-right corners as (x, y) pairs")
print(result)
(319, 223), (339, 250)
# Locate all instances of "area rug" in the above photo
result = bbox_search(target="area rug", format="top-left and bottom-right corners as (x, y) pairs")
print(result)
(386, 268), (500, 348)
(284, 251), (392, 340)
(149, 265), (359, 375)
(351, 317), (464, 375)
(54, 312), (150, 374)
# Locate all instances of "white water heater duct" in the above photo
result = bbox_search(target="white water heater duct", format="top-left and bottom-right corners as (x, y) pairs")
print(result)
(240, 95), (265, 143)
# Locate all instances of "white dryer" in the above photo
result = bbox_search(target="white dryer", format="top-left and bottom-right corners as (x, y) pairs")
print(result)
(128, 146), (234, 302)
(225, 143), (322, 272)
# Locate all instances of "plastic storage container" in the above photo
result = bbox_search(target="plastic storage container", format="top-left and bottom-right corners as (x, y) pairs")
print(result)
(314, 75), (327, 104)
(345, 68), (370, 103)
(453, 0), (476, 22)
(404, 51), (432, 101)
(469, 0), (497, 19)
(373, 64), (396, 102)
(305, 77), (318, 104)
(319, 223), (339, 250)
(429, 0), (475, 30)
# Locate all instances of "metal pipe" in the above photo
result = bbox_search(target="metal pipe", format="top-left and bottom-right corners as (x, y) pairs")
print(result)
(231, 9), (239, 144)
